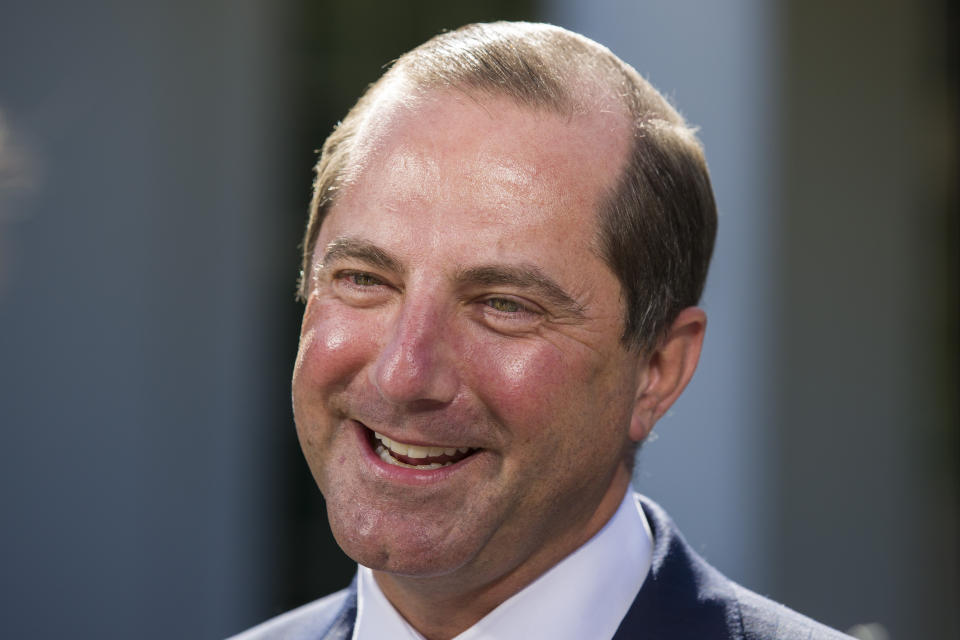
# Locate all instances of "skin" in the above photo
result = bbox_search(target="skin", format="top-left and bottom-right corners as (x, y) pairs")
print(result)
(292, 88), (706, 640)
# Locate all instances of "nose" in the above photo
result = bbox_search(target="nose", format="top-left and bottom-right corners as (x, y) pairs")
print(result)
(370, 298), (459, 407)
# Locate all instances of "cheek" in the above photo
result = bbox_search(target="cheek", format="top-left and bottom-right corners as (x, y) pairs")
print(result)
(464, 339), (579, 427)
(293, 302), (380, 407)
(462, 336), (633, 458)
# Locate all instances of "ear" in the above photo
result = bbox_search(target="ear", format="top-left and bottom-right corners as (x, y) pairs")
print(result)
(628, 307), (707, 443)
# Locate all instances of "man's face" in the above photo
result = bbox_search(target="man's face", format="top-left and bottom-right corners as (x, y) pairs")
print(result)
(292, 89), (642, 589)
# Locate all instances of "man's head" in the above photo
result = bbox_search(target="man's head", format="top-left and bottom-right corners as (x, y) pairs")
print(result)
(291, 21), (716, 617)
(298, 21), (716, 354)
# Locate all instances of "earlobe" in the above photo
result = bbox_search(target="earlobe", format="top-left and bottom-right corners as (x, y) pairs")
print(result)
(628, 307), (707, 443)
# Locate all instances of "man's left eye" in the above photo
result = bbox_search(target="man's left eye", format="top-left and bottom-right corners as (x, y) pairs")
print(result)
(485, 298), (522, 313)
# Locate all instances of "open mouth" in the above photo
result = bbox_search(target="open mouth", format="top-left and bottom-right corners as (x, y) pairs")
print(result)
(368, 428), (480, 470)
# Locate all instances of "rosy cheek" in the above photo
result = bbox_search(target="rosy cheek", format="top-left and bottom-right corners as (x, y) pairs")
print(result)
(466, 339), (571, 422)
(294, 304), (381, 393)
(499, 352), (546, 392)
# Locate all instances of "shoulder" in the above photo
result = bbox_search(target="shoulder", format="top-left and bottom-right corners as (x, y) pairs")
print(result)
(226, 587), (356, 640)
(730, 582), (853, 640)
(632, 495), (852, 640)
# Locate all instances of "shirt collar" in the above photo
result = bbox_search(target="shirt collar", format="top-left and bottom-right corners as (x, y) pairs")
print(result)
(354, 489), (653, 640)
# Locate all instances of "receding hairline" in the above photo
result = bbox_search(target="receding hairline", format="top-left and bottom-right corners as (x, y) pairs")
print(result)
(298, 21), (716, 356)
(305, 21), (648, 262)
(300, 26), (672, 288)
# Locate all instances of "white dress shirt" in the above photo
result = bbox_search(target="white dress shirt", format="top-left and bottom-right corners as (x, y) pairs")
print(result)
(353, 489), (653, 640)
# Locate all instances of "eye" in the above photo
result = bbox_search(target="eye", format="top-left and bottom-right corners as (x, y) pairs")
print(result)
(485, 298), (522, 313)
(331, 270), (392, 303)
(478, 296), (542, 330)
(344, 271), (382, 287)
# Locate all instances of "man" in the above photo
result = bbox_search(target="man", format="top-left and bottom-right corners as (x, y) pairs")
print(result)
(234, 22), (851, 640)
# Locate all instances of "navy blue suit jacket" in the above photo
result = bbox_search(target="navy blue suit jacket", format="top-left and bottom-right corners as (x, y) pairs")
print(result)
(230, 496), (851, 639)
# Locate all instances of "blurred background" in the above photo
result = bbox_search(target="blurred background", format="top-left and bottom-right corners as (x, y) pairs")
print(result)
(1, 1), (956, 638)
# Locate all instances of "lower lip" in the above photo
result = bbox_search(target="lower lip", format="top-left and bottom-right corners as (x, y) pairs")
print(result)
(351, 420), (482, 486)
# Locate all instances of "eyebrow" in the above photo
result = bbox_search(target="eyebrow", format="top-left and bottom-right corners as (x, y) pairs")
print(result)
(457, 264), (585, 319)
(320, 237), (405, 274)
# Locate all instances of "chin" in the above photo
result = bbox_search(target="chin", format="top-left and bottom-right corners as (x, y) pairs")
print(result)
(325, 499), (485, 579)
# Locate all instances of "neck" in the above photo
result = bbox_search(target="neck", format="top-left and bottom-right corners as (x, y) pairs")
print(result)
(373, 467), (632, 640)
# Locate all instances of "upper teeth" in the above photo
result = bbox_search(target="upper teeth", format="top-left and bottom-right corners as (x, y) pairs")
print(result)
(374, 432), (470, 459)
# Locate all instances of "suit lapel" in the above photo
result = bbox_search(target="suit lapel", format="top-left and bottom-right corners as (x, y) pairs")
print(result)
(612, 496), (744, 639)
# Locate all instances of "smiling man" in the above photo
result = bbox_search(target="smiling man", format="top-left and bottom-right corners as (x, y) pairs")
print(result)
(233, 22), (850, 640)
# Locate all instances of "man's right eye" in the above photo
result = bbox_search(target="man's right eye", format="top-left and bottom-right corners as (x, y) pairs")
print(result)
(342, 271), (381, 287)
(331, 270), (390, 304)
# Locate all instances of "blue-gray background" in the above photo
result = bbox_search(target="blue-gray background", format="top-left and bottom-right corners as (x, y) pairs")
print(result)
(1, 1), (956, 638)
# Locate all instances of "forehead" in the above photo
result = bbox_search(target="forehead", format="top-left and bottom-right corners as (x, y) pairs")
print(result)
(342, 87), (630, 223)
